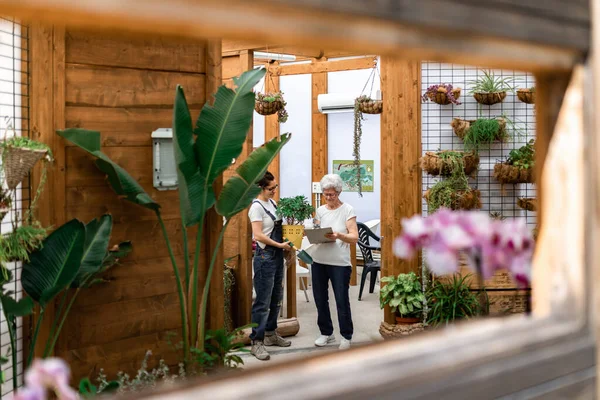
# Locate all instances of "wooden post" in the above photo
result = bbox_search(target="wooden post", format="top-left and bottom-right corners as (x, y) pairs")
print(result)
(264, 65), (280, 201)
(380, 58), (421, 324)
(311, 70), (328, 209)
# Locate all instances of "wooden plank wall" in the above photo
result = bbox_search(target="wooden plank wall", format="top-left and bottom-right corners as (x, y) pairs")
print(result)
(44, 28), (208, 381)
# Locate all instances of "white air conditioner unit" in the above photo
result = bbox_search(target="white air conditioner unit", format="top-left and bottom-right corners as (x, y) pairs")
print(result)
(317, 91), (381, 114)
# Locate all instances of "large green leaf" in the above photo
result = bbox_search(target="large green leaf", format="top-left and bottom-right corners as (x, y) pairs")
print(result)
(172, 86), (206, 226)
(216, 133), (291, 219)
(22, 219), (85, 306)
(57, 129), (159, 211)
(71, 215), (113, 288)
(194, 69), (265, 221)
(0, 294), (33, 317)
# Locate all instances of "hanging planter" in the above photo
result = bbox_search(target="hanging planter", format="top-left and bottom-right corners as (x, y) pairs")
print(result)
(517, 88), (536, 104)
(517, 197), (537, 212)
(419, 150), (479, 177)
(254, 91), (289, 123)
(451, 117), (509, 150)
(2, 142), (50, 190)
(493, 139), (535, 184)
(468, 70), (515, 106)
(422, 84), (461, 105)
(423, 189), (482, 211)
(473, 92), (506, 105)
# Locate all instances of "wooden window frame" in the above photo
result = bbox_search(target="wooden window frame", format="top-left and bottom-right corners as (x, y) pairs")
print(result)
(5, 0), (597, 398)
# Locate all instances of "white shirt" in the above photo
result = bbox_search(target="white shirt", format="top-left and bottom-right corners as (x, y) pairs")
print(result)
(309, 203), (356, 266)
(248, 199), (280, 249)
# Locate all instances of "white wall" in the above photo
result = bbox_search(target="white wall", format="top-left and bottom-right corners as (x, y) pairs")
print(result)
(327, 68), (381, 224)
(253, 75), (266, 148)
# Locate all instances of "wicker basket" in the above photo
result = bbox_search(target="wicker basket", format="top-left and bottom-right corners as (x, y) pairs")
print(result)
(3, 146), (48, 190)
(254, 99), (284, 116)
(423, 189), (482, 211)
(426, 87), (461, 105)
(379, 321), (424, 340)
(473, 91), (507, 105)
(517, 197), (537, 211)
(493, 163), (535, 184)
(517, 89), (535, 104)
(357, 99), (383, 114)
(451, 117), (507, 141)
(419, 151), (479, 176)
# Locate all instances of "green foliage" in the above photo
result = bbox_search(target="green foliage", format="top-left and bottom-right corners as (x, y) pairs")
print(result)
(463, 118), (506, 150)
(0, 223), (47, 263)
(426, 274), (482, 327)
(191, 324), (253, 372)
(277, 195), (315, 225)
(468, 70), (517, 94)
(380, 272), (425, 318)
(79, 377), (119, 398)
(426, 157), (471, 213)
(0, 136), (53, 157)
(506, 139), (535, 170)
(255, 91), (288, 123)
(352, 96), (369, 196)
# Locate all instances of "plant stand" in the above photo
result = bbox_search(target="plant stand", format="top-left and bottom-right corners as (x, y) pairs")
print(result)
(493, 163), (535, 184)
(473, 91), (506, 105)
(419, 151), (479, 176)
(379, 321), (424, 340)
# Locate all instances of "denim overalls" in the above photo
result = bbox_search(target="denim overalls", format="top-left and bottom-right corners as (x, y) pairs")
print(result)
(249, 200), (284, 341)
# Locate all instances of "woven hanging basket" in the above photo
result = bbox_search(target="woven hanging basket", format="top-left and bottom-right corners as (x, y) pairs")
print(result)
(426, 87), (461, 105)
(473, 91), (507, 105)
(3, 146), (48, 190)
(419, 151), (479, 176)
(379, 321), (424, 340)
(254, 99), (284, 116)
(517, 197), (537, 212)
(423, 189), (482, 211)
(451, 117), (507, 141)
(517, 89), (536, 104)
(493, 163), (535, 184)
(357, 99), (383, 114)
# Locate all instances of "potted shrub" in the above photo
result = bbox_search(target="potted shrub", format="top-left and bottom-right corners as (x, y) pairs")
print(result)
(422, 84), (462, 105)
(380, 272), (425, 324)
(254, 91), (289, 123)
(277, 195), (315, 249)
(426, 274), (483, 327)
(451, 117), (509, 150)
(493, 139), (535, 184)
(468, 70), (516, 105)
(517, 87), (536, 104)
(419, 150), (479, 177)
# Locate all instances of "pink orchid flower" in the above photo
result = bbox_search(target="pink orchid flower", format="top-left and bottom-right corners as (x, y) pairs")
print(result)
(12, 358), (79, 400)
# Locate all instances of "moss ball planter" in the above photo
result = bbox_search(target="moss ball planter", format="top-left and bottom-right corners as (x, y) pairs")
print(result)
(473, 91), (507, 105)
(424, 87), (461, 105)
(423, 189), (482, 211)
(517, 197), (537, 212)
(517, 88), (536, 104)
(420, 151), (479, 177)
(493, 163), (535, 184)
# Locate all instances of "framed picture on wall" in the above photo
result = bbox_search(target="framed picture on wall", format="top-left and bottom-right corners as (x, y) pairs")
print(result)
(332, 160), (374, 192)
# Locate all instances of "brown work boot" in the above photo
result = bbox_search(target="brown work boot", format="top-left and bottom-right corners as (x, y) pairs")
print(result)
(264, 331), (292, 347)
(251, 340), (270, 360)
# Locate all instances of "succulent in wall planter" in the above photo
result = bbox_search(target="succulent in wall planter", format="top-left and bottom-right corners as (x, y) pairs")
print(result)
(277, 195), (315, 249)
(380, 272), (425, 325)
(493, 139), (535, 184)
(419, 150), (479, 177)
(422, 84), (462, 105)
(517, 87), (536, 104)
(254, 91), (289, 123)
(451, 117), (510, 150)
(468, 70), (516, 105)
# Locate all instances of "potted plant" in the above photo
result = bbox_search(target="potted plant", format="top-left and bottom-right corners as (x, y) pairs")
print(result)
(517, 87), (536, 104)
(278, 195), (315, 249)
(420, 150), (479, 177)
(468, 70), (516, 105)
(493, 139), (535, 184)
(0, 133), (53, 190)
(451, 117), (509, 150)
(254, 91), (289, 123)
(353, 95), (382, 195)
(426, 274), (483, 327)
(380, 272), (425, 324)
(422, 84), (462, 105)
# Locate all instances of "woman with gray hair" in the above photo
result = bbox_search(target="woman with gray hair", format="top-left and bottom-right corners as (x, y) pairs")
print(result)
(310, 173), (358, 350)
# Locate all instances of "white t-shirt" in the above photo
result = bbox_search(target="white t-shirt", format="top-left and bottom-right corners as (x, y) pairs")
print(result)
(309, 203), (356, 266)
(248, 199), (280, 249)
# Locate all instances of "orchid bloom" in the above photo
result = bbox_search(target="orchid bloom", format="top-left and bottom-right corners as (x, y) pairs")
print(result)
(12, 358), (79, 400)
(394, 208), (533, 287)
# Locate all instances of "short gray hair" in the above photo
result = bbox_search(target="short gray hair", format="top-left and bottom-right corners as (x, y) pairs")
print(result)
(320, 174), (343, 193)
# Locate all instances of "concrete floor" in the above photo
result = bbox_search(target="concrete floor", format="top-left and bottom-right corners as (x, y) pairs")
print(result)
(241, 269), (384, 368)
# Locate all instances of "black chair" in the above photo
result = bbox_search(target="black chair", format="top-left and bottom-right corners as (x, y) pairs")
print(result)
(357, 222), (381, 301)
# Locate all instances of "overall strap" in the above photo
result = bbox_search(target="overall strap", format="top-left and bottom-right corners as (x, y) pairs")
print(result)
(252, 200), (278, 221)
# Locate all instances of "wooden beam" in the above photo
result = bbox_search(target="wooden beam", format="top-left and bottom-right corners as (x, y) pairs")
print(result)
(270, 56), (376, 76)
(380, 57), (421, 324)
(311, 71), (327, 209)
(222, 39), (278, 53)
(264, 67), (280, 200)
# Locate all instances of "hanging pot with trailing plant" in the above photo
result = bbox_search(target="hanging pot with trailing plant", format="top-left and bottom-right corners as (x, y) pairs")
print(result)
(422, 84), (462, 106)
(516, 87), (536, 104)
(493, 139), (535, 184)
(254, 71), (289, 123)
(468, 69), (516, 106)
(419, 150), (479, 176)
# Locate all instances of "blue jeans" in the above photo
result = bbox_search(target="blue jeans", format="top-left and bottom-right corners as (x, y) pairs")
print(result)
(250, 246), (284, 341)
(311, 262), (353, 340)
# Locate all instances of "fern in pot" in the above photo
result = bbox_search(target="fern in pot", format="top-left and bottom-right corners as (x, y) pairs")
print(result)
(277, 195), (314, 249)
(380, 272), (425, 324)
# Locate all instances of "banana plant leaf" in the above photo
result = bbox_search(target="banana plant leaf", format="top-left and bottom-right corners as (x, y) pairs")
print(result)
(0, 293), (33, 317)
(71, 215), (113, 288)
(173, 68), (264, 226)
(22, 219), (85, 306)
(56, 129), (159, 211)
(216, 133), (291, 219)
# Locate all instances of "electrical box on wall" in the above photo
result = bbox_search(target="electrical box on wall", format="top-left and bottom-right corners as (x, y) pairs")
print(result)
(151, 128), (178, 191)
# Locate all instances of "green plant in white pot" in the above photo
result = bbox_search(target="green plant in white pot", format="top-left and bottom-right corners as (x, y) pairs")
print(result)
(380, 272), (425, 324)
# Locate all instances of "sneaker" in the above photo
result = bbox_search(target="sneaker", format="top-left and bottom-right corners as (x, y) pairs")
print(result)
(264, 332), (292, 347)
(251, 340), (270, 361)
(314, 334), (335, 347)
(339, 338), (351, 350)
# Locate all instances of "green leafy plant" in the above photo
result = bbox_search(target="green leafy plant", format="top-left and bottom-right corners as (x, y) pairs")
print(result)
(79, 377), (120, 398)
(425, 157), (479, 213)
(462, 118), (508, 150)
(468, 70), (516, 94)
(57, 68), (291, 366)
(255, 91), (288, 123)
(380, 272), (425, 318)
(506, 139), (535, 170)
(191, 324), (253, 372)
(277, 195), (315, 225)
(0, 223), (47, 262)
(426, 274), (483, 327)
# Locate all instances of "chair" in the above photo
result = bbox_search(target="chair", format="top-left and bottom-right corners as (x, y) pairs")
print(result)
(357, 222), (381, 301)
(297, 261), (311, 302)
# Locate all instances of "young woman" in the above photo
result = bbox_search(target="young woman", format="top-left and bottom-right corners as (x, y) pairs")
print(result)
(247, 171), (292, 360)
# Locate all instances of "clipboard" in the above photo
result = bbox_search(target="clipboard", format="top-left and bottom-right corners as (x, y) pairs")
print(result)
(304, 227), (336, 244)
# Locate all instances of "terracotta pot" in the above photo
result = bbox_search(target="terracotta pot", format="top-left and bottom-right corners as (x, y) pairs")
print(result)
(395, 316), (422, 324)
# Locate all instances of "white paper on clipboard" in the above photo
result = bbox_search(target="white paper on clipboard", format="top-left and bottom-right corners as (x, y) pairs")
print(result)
(304, 227), (335, 244)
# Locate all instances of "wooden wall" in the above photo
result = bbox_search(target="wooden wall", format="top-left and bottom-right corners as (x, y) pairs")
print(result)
(31, 25), (211, 381)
